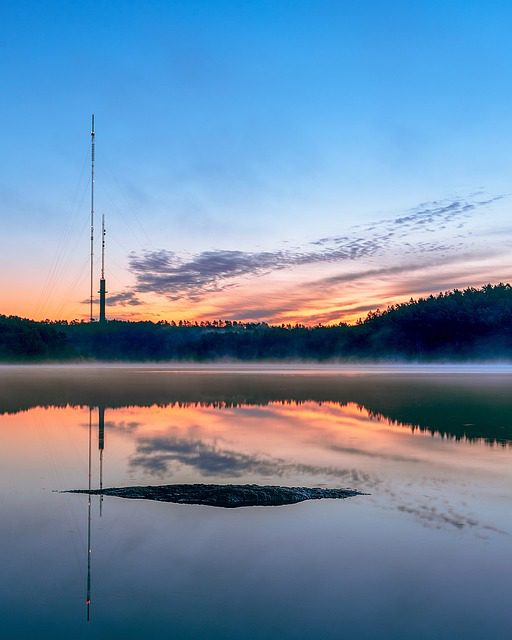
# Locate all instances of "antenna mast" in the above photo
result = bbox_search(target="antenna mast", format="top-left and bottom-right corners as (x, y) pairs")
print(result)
(101, 215), (105, 280)
(90, 115), (95, 322)
(99, 214), (107, 323)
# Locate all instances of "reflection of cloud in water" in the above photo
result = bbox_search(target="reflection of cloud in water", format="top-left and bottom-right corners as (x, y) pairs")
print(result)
(105, 420), (142, 432)
(113, 398), (511, 539)
(373, 487), (510, 536)
(131, 436), (277, 476)
(130, 434), (505, 536)
(80, 419), (143, 432)
(327, 443), (423, 464)
(130, 436), (377, 487)
(396, 503), (480, 531)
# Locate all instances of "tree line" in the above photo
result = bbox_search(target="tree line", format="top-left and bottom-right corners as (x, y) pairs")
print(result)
(1, 283), (511, 361)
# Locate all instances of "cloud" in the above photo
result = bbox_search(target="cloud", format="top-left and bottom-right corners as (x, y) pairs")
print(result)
(127, 195), (502, 302)
(311, 249), (493, 293)
(207, 249), (500, 324)
(129, 249), (288, 300)
(106, 291), (143, 307)
(390, 199), (475, 228)
(127, 239), (389, 301)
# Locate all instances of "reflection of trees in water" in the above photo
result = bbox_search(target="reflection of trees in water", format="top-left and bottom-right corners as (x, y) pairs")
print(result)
(85, 399), (512, 447)
(1, 370), (512, 445)
(366, 407), (512, 446)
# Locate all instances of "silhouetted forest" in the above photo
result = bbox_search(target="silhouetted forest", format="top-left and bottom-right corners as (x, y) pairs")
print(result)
(1, 284), (512, 361)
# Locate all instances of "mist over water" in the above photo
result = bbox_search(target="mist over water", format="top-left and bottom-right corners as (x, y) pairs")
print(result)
(1, 366), (511, 639)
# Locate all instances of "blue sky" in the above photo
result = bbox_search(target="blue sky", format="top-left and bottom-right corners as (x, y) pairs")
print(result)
(1, 1), (511, 322)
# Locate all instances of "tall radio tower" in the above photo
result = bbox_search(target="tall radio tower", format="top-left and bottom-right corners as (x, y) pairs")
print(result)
(90, 115), (95, 322)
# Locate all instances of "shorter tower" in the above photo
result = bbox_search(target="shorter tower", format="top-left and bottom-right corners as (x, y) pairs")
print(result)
(99, 215), (107, 323)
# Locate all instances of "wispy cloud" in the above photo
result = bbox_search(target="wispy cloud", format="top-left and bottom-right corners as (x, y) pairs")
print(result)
(107, 291), (144, 307)
(80, 291), (143, 308)
(127, 195), (501, 302)
(129, 249), (287, 300)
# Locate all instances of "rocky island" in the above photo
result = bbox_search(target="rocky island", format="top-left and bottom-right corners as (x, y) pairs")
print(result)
(67, 483), (364, 508)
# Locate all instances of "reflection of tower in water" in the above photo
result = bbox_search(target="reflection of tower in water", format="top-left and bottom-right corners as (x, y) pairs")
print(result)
(85, 405), (106, 623)
(86, 408), (92, 623)
(98, 405), (105, 517)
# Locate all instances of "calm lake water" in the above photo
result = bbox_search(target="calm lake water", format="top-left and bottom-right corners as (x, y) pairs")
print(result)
(1, 365), (511, 639)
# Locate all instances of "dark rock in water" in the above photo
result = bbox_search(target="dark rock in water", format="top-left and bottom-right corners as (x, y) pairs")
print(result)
(66, 484), (364, 508)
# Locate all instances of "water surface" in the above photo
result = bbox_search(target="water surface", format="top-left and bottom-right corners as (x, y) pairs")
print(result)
(1, 365), (511, 639)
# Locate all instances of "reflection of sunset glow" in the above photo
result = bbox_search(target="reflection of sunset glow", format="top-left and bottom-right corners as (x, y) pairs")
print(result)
(2, 402), (510, 494)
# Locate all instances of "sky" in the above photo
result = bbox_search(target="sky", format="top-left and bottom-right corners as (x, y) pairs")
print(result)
(1, 0), (512, 324)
